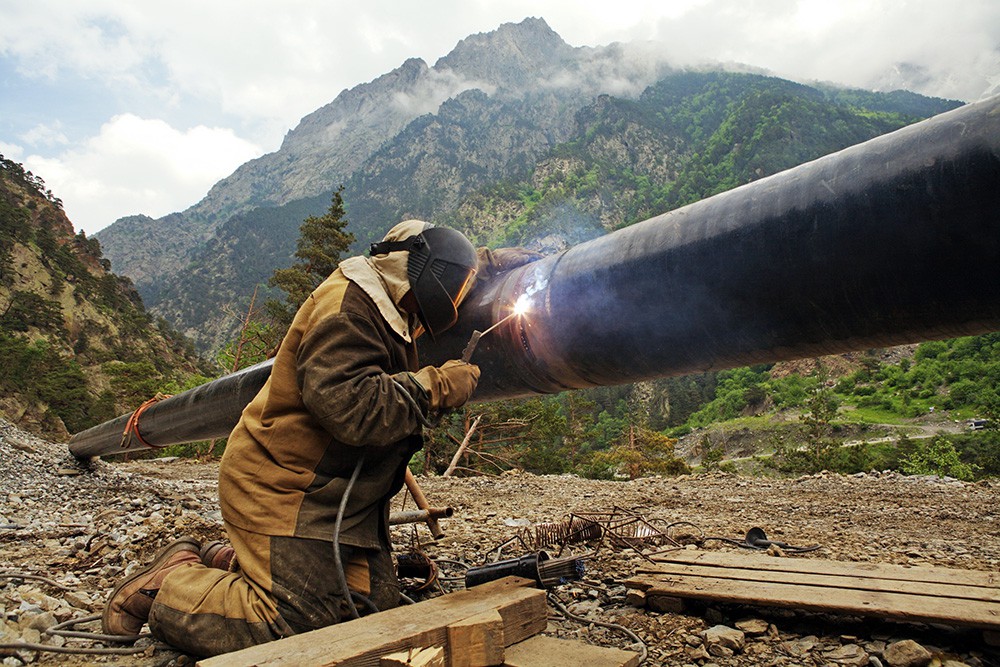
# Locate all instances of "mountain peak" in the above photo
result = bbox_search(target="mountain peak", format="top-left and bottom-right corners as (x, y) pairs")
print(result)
(434, 17), (573, 89)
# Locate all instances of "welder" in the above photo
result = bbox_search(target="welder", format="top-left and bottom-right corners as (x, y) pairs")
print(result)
(101, 220), (536, 656)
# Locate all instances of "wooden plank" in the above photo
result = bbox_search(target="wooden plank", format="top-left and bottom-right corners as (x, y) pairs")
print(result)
(502, 636), (641, 667)
(651, 550), (998, 588)
(627, 573), (1000, 630)
(634, 561), (1000, 604)
(447, 610), (505, 667)
(380, 646), (445, 666)
(198, 577), (547, 667)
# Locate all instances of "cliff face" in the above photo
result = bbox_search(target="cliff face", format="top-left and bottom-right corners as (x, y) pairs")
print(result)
(97, 20), (590, 280)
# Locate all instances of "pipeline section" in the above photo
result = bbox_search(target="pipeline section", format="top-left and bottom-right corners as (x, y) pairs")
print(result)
(69, 95), (1000, 458)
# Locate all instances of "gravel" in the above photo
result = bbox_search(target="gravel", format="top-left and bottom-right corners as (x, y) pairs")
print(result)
(2, 418), (998, 666)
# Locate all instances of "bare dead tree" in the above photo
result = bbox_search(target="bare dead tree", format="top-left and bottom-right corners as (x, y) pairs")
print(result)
(443, 414), (482, 477)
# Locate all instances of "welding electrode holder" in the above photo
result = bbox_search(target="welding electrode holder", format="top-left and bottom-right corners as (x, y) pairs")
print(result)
(460, 330), (483, 363)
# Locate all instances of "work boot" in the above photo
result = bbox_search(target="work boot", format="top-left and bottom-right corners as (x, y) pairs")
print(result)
(102, 536), (201, 636)
(200, 540), (239, 572)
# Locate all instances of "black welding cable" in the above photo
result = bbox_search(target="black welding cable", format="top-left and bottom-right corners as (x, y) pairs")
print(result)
(332, 379), (434, 620)
(392, 378), (438, 428)
(0, 571), (71, 590)
(0, 615), (158, 656)
(351, 591), (380, 614)
(0, 642), (153, 656)
(547, 593), (648, 665)
(44, 613), (152, 644)
(333, 453), (366, 620)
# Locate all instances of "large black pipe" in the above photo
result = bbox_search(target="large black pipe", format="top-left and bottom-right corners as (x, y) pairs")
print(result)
(426, 94), (1000, 398)
(70, 95), (1000, 458)
(70, 359), (274, 458)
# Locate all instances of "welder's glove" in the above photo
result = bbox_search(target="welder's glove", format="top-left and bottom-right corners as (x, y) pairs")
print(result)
(476, 246), (544, 282)
(413, 360), (481, 411)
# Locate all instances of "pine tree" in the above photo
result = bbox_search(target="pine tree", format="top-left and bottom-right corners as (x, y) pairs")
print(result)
(266, 186), (355, 331)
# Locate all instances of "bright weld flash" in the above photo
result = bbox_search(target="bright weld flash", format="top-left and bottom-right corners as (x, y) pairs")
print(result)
(460, 294), (530, 363)
(514, 293), (531, 316)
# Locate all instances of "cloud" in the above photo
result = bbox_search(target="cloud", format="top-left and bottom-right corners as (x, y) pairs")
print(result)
(391, 68), (497, 116)
(21, 122), (69, 148)
(0, 141), (24, 160)
(631, 0), (1000, 101)
(22, 114), (261, 235)
(3, 2), (996, 148)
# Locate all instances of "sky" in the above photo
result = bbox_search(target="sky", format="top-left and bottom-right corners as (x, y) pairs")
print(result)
(2, 0), (998, 236)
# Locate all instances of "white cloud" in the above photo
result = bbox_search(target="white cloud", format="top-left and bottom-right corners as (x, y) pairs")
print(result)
(391, 68), (496, 116)
(21, 122), (69, 148)
(0, 142), (24, 160)
(4, 2), (996, 147)
(22, 115), (261, 235)
(631, 0), (1000, 101)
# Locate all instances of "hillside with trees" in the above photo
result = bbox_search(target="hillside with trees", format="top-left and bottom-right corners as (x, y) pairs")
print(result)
(0, 155), (207, 440)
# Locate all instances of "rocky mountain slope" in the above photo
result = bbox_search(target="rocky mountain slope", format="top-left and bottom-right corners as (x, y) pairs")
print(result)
(95, 18), (961, 353)
(0, 156), (204, 440)
(96, 19), (651, 291)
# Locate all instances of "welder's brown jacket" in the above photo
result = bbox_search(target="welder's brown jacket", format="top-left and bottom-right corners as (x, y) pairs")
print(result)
(218, 267), (428, 550)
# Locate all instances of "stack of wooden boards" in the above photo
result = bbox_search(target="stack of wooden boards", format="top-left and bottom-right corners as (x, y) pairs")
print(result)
(198, 577), (641, 667)
(625, 550), (1000, 643)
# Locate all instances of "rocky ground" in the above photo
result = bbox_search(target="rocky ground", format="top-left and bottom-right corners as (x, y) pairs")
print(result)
(1, 418), (998, 666)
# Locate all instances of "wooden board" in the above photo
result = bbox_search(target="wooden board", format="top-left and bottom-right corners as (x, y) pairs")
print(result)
(447, 609), (505, 667)
(628, 551), (1000, 631)
(650, 550), (999, 587)
(502, 636), (641, 667)
(380, 646), (445, 666)
(198, 577), (546, 667)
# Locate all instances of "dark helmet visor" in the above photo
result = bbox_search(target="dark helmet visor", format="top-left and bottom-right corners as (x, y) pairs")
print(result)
(407, 227), (477, 338)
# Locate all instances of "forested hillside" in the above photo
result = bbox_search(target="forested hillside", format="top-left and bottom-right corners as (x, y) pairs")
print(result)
(0, 156), (207, 439)
(448, 73), (954, 248)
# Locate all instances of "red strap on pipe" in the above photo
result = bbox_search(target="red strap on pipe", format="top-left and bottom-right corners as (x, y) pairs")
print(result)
(119, 394), (172, 450)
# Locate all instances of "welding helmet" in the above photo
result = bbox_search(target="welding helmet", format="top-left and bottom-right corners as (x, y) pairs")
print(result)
(370, 226), (477, 338)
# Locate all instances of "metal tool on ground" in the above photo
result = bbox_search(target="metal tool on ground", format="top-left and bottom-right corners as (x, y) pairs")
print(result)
(465, 551), (585, 589)
(511, 509), (681, 559)
(739, 526), (822, 553)
(696, 526), (822, 553)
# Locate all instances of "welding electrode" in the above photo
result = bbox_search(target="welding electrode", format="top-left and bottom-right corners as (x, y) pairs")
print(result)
(460, 309), (522, 363)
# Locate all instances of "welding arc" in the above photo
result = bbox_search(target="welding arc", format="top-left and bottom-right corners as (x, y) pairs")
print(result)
(478, 309), (520, 337)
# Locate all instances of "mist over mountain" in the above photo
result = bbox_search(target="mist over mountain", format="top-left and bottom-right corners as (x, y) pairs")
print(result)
(95, 18), (962, 351)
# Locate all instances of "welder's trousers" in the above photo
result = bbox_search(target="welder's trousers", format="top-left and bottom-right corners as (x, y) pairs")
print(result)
(147, 523), (399, 657)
